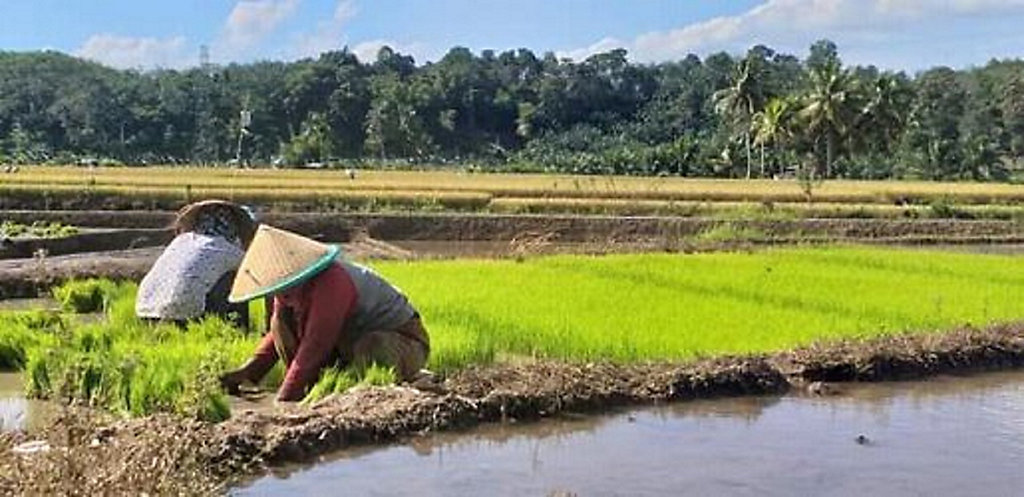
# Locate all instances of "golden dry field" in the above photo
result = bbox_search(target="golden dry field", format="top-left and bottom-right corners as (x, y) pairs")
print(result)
(4, 166), (1024, 215)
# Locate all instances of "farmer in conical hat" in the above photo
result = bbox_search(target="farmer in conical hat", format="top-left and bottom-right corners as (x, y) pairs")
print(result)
(219, 225), (431, 402)
(136, 200), (258, 329)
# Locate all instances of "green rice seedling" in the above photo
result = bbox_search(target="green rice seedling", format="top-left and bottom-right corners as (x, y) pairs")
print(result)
(302, 368), (357, 404)
(248, 297), (268, 335)
(357, 364), (397, 387)
(0, 325), (34, 370)
(0, 310), (63, 370)
(102, 281), (140, 326)
(373, 245), (1024, 365)
(51, 278), (123, 313)
(23, 245), (1024, 419)
(175, 351), (232, 422)
(0, 220), (78, 238)
(0, 221), (27, 238)
(302, 364), (397, 404)
(25, 288), (260, 420)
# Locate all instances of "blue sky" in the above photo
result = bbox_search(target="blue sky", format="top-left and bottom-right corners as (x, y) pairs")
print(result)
(2, 0), (1023, 71)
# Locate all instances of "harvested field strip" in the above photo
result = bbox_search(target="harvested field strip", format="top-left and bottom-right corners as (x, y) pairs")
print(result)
(8, 166), (1024, 205)
(0, 185), (492, 210)
(491, 197), (1024, 220)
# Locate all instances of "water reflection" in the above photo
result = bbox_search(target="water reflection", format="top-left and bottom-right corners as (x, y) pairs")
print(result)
(238, 371), (1024, 497)
(0, 373), (51, 433)
(0, 373), (27, 432)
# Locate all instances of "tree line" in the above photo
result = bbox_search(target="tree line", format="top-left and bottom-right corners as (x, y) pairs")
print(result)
(1, 39), (1023, 180)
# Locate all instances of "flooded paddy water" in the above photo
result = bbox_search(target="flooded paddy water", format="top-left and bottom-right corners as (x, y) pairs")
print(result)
(0, 373), (50, 432)
(0, 297), (59, 312)
(237, 370), (1024, 497)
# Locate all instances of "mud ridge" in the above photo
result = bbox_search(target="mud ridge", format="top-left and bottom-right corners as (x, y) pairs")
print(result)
(4, 210), (1022, 242)
(0, 238), (414, 299)
(5, 323), (1024, 495)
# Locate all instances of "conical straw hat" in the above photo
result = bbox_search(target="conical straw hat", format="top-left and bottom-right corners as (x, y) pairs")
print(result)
(175, 199), (258, 247)
(229, 225), (341, 303)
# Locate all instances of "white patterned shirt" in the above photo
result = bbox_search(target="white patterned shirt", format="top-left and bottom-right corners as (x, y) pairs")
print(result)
(135, 233), (245, 320)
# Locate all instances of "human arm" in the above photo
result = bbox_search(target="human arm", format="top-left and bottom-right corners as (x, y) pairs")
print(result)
(219, 310), (281, 394)
(275, 267), (357, 401)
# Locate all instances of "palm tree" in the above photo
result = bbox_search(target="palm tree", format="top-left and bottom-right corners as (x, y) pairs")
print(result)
(751, 97), (794, 177)
(800, 60), (856, 178)
(713, 59), (764, 178)
(855, 74), (910, 155)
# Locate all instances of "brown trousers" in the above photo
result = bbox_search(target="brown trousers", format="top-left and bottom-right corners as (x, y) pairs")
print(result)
(346, 318), (430, 380)
(272, 312), (429, 382)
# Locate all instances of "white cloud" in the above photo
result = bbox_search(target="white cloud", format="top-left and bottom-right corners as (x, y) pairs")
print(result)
(559, 0), (1024, 68)
(218, 0), (301, 57)
(558, 37), (623, 62)
(289, 1), (432, 63)
(292, 0), (358, 58)
(350, 39), (430, 63)
(75, 34), (189, 69)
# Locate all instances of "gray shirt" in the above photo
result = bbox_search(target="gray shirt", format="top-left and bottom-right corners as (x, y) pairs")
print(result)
(338, 260), (416, 337)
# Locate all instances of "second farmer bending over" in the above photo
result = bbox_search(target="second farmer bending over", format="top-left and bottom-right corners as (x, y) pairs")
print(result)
(219, 225), (431, 402)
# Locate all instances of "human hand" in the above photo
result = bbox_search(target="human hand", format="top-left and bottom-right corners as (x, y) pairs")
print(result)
(273, 398), (300, 409)
(219, 369), (249, 396)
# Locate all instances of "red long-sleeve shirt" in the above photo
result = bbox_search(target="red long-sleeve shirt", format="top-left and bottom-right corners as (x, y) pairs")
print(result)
(250, 263), (358, 401)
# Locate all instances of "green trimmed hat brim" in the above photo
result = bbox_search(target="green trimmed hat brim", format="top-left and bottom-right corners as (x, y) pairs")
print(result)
(229, 245), (341, 303)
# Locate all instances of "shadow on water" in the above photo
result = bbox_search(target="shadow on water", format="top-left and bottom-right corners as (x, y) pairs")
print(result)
(235, 370), (1024, 497)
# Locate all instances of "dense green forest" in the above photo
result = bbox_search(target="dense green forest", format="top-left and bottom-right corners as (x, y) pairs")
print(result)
(1, 39), (1023, 180)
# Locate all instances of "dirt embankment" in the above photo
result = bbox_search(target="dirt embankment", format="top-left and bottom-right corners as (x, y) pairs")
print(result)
(0, 229), (171, 260)
(0, 238), (412, 299)
(6, 209), (1024, 243)
(4, 322), (1024, 495)
(5, 210), (1021, 298)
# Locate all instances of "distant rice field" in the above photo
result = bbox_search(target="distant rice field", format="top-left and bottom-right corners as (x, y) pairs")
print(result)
(5, 166), (1024, 209)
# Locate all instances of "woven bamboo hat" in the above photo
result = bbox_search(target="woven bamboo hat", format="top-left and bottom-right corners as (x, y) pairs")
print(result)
(175, 199), (258, 247)
(228, 225), (341, 303)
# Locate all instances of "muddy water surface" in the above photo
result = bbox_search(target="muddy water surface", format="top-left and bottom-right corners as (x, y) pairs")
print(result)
(237, 371), (1024, 497)
(0, 297), (59, 311)
(394, 240), (664, 258)
(0, 373), (51, 432)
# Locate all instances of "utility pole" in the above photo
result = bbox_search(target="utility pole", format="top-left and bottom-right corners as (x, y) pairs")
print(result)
(236, 98), (252, 168)
(193, 45), (217, 165)
(200, 45), (212, 75)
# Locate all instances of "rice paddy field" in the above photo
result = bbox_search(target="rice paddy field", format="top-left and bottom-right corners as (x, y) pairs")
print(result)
(6, 166), (1024, 216)
(3, 245), (1024, 421)
(398, 245), (1024, 370)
